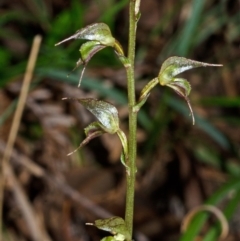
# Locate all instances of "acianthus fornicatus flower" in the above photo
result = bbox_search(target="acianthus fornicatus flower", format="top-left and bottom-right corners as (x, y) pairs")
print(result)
(62, 98), (129, 170)
(139, 56), (222, 124)
(55, 23), (125, 87)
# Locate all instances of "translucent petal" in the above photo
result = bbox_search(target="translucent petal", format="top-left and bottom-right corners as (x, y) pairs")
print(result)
(159, 56), (222, 85)
(55, 23), (115, 46)
(78, 99), (119, 134)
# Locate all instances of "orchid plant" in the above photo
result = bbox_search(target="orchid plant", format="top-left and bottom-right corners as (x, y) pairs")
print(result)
(55, 1), (222, 240)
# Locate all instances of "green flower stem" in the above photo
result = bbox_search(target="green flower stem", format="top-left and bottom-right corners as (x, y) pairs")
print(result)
(125, 0), (138, 239)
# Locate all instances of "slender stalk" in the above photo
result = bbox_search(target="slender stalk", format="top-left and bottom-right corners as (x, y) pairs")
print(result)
(0, 35), (42, 239)
(125, 0), (138, 238)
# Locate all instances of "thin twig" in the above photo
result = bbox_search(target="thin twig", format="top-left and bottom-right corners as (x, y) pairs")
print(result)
(0, 35), (42, 240)
(4, 164), (52, 241)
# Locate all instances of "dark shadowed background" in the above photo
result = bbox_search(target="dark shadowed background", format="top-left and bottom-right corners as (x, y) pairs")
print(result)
(0, 0), (240, 240)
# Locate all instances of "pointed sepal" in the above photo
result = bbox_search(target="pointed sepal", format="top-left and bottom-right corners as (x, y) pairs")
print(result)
(55, 23), (115, 47)
(73, 41), (106, 87)
(67, 127), (104, 156)
(158, 56), (222, 85)
(80, 41), (106, 62)
(63, 98), (119, 134)
(166, 78), (194, 124)
(78, 98), (119, 134)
